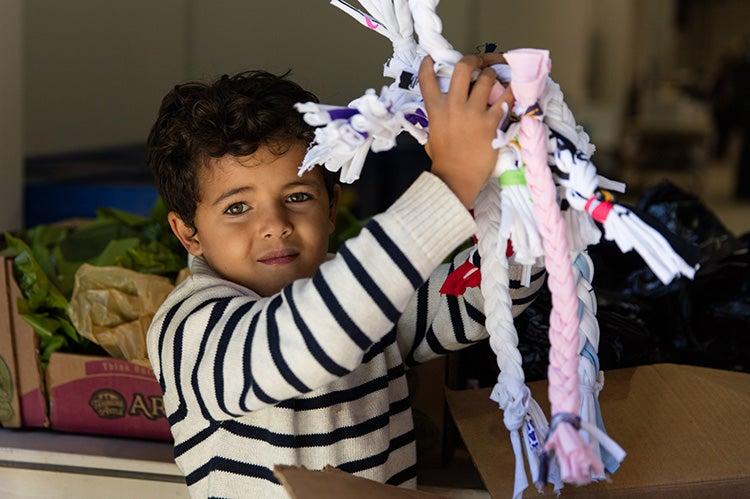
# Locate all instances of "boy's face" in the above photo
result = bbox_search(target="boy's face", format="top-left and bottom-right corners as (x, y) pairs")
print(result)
(169, 142), (339, 296)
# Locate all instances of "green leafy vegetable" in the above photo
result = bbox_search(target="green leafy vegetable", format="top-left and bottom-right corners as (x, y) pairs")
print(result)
(2, 198), (187, 365)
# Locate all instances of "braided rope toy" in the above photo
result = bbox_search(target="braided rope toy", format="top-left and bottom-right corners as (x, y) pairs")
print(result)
(295, 1), (698, 495)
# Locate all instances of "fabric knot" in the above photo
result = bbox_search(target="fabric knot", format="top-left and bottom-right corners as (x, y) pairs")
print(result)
(440, 260), (481, 296)
(548, 412), (582, 434)
(579, 371), (604, 396)
(504, 397), (528, 431)
(523, 102), (543, 119)
(491, 384), (531, 431)
(584, 195), (613, 223)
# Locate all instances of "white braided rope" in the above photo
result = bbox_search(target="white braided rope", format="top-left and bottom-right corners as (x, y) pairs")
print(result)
(408, 0), (461, 67)
(573, 252), (606, 480)
(331, 0), (423, 79)
(299, 4), (626, 489)
(475, 181), (552, 497)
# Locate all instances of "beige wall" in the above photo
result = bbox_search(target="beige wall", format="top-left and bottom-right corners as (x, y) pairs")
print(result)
(24, 0), (186, 155)
(186, 0), (471, 103)
(23, 0), (642, 157)
(0, 0), (23, 231)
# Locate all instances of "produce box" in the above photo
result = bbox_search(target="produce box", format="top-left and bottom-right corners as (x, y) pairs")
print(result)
(0, 257), (48, 428)
(46, 352), (170, 441)
(0, 258), (22, 427)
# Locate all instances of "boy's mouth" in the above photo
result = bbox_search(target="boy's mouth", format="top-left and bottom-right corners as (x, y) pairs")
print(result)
(257, 248), (300, 266)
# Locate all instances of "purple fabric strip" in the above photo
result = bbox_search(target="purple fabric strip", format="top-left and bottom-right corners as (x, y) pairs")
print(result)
(328, 108), (359, 121)
(405, 112), (428, 127)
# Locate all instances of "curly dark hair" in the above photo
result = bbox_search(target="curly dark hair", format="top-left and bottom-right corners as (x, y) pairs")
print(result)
(146, 70), (334, 233)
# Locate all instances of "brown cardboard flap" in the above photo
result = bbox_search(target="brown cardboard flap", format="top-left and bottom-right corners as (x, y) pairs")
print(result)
(274, 465), (446, 499)
(0, 257), (21, 427)
(5, 258), (48, 427)
(447, 364), (750, 498)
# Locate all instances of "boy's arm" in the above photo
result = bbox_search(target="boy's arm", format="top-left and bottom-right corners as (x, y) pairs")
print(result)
(395, 247), (545, 366)
(149, 172), (476, 422)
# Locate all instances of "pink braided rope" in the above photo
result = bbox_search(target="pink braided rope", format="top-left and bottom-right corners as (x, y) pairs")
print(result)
(505, 49), (603, 485)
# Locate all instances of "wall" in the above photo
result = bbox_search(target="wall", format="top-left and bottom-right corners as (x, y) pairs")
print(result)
(23, 0), (186, 156)
(0, 0), (23, 231)
(22, 0), (643, 157)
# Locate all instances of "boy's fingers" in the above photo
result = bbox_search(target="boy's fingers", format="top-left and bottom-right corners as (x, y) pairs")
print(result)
(479, 52), (506, 67)
(418, 56), (441, 108)
(448, 54), (483, 105)
(468, 68), (498, 110)
(488, 86), (514, 122)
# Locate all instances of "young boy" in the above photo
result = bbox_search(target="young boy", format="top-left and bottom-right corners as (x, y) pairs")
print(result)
(146, 55), (544, 498)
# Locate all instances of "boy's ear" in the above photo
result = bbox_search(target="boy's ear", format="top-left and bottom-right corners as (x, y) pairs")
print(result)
(328, 184), (341, 235)
(168, 211), (203, 256)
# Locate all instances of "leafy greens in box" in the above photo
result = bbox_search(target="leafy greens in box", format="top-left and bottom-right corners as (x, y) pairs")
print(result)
(2, 199), (186, 365)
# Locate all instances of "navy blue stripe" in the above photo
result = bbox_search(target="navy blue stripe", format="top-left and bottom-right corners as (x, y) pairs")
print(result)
(509, 269), (546, 289)
(446, 295), (472, 344)
(192, 299), (232, 420)
(386, 464), (417, 485)
(312, 272), (372, 350)
(267, 296), (311, 394)
(283, 285), (349, 377)
(168, 297), (227, 426)
(512, 291), (541, 306)
(239, 311), (261, 412)
(406, 281), (430, 366)
(157, 297), (189, 391)
(174, 424), (219, 458)
(465, 301), (486, 326)
(185, 457), (278, 486)
(337, 429), (416, 474)
(339, 244), (401, 323)
(471, 249), (481, 267)
(214, 301), (257, 418)
(362, 327), (396, 364)
(424, 324), (451, 356)
(366, 220), (423, 289)
(222, 396), (411, 448)
(277, 363), (405, 411)
(252, 381), (279, 406)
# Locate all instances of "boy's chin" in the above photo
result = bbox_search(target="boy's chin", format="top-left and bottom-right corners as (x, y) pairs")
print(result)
(250, 272), (307, 297)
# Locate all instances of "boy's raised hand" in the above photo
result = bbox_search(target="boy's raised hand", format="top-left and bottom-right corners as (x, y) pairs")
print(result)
(419, 54), (514, 208)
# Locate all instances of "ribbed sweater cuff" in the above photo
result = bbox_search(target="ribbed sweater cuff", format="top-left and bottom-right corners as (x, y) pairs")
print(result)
(386, 172), (477, 271)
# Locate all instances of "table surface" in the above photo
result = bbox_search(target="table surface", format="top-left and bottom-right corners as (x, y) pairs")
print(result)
(0, 428), (181, 481)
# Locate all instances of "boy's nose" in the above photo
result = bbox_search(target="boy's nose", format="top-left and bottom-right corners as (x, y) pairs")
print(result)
(260, 207), (293, 239)
(263, 226), (291, 239)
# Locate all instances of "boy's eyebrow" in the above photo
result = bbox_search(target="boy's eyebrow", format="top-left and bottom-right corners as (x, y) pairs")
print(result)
(284, 180), (319, 189)
(212, 186), (253, 206)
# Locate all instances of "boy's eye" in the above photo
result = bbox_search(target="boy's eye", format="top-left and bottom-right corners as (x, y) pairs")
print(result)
(224, 202), (249, 215)
(286, 192), (312, 203)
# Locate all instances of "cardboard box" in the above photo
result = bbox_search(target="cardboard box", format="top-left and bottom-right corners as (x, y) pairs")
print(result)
(408, 357), (448, 467)
(5, 259), (48, 428)
(447, 363), (750, 498)
(274, 464), (445, 498)
(46, 352), (171, 441)
(0, 258), (22, 428)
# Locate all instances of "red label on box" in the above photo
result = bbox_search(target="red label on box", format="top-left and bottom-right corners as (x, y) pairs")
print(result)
(50, 375), (171, 441)
(85, 359), (156, 379)
(20, 389), (47, 428)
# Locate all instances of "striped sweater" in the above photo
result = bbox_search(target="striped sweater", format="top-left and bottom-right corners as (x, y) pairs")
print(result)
(147, 172), (544, 498)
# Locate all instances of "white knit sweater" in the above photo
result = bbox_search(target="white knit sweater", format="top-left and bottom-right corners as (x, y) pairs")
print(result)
(147, 172), (544, 498)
